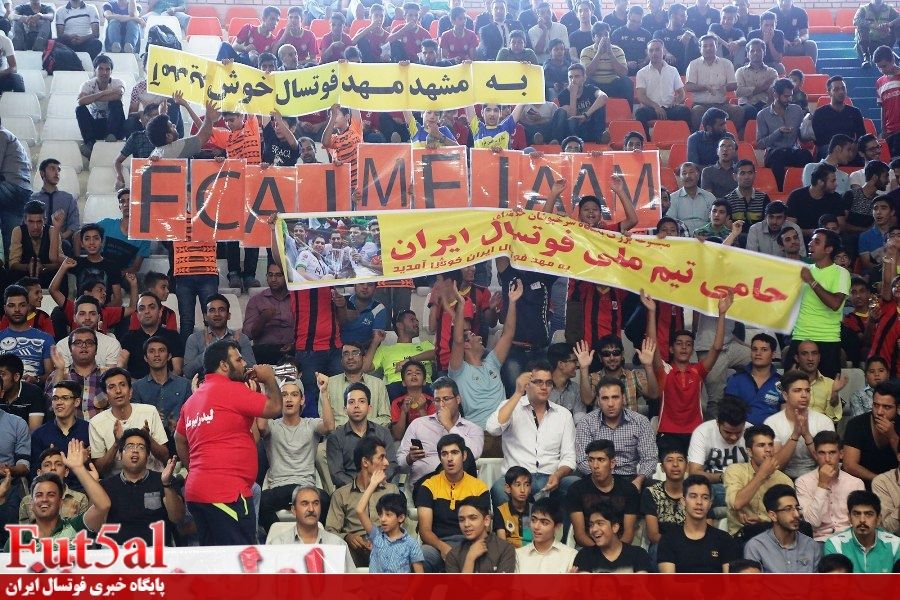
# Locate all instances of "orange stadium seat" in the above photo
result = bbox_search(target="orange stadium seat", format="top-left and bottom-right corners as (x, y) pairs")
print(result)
(864, 118), (877, 136)
(349, 19), (371, 37)
(754, 167), (783, 199)
(185, 17), (223, 38)
(605, 98), (633, 123)
(310, 19), (331, 38)
(651, 120), (690, 149)
(667, 142), (687, 169)
(737, 142), (756, 165)
(807, 9), (840, 34)
(226, 7), (260, 24)
(816, 96), (853, 108)
(187, 6), (219, 19)
(608, 120), (644, 148)
(782, 55), (816, 75)
(660, 167), (679, 192)
(803, 74), (830, 103)
(783, 167), (804, 193)
(836, 8), (857, 32)
(743, 119), (757, 147)
(227, 17), (259, 38)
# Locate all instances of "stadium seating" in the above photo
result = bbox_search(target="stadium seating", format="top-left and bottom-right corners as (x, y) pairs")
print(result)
(46, 94), (81, 120)
(87, 167), (119, 196)
(185, 35), (224, 57)
(84, 194), (122, 222)
(667, 142), (687, 169)
(41, 117), (84, 142)
(186, 16), (224, 38)
(49, 72), (90, 95)
(650, 120), (690, 149)
(807, 9), (840, 34)
(32, 166), (80, 198)
(89, 141), (126, 170)
(37, 141), (85, 173)
(0, 92), (42, 122)
(4, 116), (38, 146)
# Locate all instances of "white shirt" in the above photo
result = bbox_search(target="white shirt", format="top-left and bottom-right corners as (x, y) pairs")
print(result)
(79, 77), (125, 117)
(850, 167), (896, 193)
(0, 32), (14, 71)
(764, 409), (835, 479)
(527, 22), (569, 63)
(635, 61), (684, 108)
(687, 419), (751, 473)
(265, 522), (355, 573)
(485, 396), (577, 476)
(88, 402), (168, 476)
(516, 541), (577, 573)
(55, 331), (121, 369)
(55, 2), (99, 37)
(685, 56), (737, 105)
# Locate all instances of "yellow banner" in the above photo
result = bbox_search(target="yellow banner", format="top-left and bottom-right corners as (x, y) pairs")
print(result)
(146, 46), (543, 115)
(275, 209), (804, 332)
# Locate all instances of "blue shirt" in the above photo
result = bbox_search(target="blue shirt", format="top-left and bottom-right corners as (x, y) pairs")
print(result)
(0, 411), (30, 472)
(449, 350), (505, 429)
(96, 217), (152, 272)
(367, 525), (425, 573)
(340, 295), (388, 345)
(132, 373), (192, 425)
(724, 366), (782, 425)
(30, 418), (91, 486)
(686, 130), (725, 167)
(0, 327), (54, 377)
(858, 226), (887, 256)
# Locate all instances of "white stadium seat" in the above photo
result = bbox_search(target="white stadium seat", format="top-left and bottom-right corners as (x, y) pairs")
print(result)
(76, 52), (93, 72)
(46, 94), (81, 119)
(106, 52), (141, 75)
(184, 35), (223, 58)
(86, 167), (118, 195)
(0, 92), (42, 122)
(41, 117), (84, 142)
(3, 116), (37, 146)
(19, 70), (47, 98)
(49, 71), (90, 94)
(32, 166), (80, 198)
(37, 141), (85, 173)
(89, 141), (125, 170)
(15, 51), (43, 71)
(83, 194), (121, 222)
(142, 15), (184, 52)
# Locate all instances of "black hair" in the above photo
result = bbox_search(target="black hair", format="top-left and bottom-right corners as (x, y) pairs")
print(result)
(810, 162), (836, 187)
(146, 114), (173, 147)
(67, 326), (97, 349)
(0, 353), (24, 377)
(376, 492), (408, 517)
(547, 342), (575, 371)
(728, 559), (762, 572)
(202, 339), (241, 375)
(3, 284), (28, 304)
(812, 430), (842, 450)
(92, 54), (113, 69)
(117, 427), (151, 452)
(205, 293), (230, 312)
(762, 483), (797, 512)
(717, 395), (748, 426)
(744, 424), (776, 447)
(51, 379), (82, 399)
(531, 497), (564, 525)
(585, 498), (623, 532)
(142, 335), (171, 356)
(73, 294), (102, 315)
(101, 367), (132, 389)
(817, 553), (854, 573)
(79, 223), (104, 241)
(584, 439), (615, 459)
(353, 437), (386, 470)
(750, 332), (777, 352)
(456, 496), (491, 516)
(30, 472), (64, 496)
(682, 473), (711, 496)
(865, 160), (890, 181)
(436, 433), (467, 455)
(344, 381), (372, 405)
(504, 465), (532, 485)
(595, 375), (625, 397)
(701, 107), (728, 129)
(432, 375), (459, 397)
(23, 200), (46, 216)
(873, 380), (900, 405)
(847, 490), (881, 514)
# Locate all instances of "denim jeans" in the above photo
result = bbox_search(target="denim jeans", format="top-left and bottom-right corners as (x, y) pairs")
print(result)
(422, 534), (465, 573)
(0, 181), (30, 260)
(174, 274), (219, 338)
(12, 19), (51, 51)
(295, 348), (343, 418)
(105, 19), (141, 50)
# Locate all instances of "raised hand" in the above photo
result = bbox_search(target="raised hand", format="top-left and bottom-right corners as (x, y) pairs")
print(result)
(161, 457), (177, 486)
(315, 372), (330, 393)
(637, 337), (656, 366)
(574, 340), (594, 369)
(718, 289), (734, 315)
(639, 289), (655, 311)
(62, 439), (89, 471)
(508, 278), (524, 303)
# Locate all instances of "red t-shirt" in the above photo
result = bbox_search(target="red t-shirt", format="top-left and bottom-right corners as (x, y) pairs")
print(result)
(389, 394), (437, 424)
(869, 300), (900, 377)
(128, 306), (177, 332)
(439, 29), (478, 61)
(62, 298), (124, 333)
(276, 28), (319, 61)
(319, 32), (353, 62)
(237, 24), (275, 54)
(878, 73), (900, 136)
(176, 373), (267, 503)
(657, 361), (707, 434)
(390, 23), (431, 61)
(291, 289), (342, 352)
(0, 309), (54, 337)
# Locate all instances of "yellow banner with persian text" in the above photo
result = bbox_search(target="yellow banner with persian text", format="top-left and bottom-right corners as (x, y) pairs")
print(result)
(145, 46), (543, 116)
(275, 209), (804, 332)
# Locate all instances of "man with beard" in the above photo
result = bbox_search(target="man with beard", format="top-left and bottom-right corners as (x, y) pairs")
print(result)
(823, 490), (900, 572)
(582, 336), (657, 415)
(243, 262), (294, 366)
(298, 137), (319, 164)
(0, 353), (46, 430)
(174, 341), (282, 545)
(89, 368), (168, 477)
(744, 484), (819, 572)
(0, 285), (54, 382)
(183, 294), (256, 381)
(1, 440), (110, 551)
(101, 428), (184, 545)
(118, 293), (183, 380)
(324, 231), (356, 281)
(265, 485), (355, 571)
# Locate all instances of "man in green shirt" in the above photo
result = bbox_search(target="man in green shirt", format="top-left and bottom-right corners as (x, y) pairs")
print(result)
(694, 200), (733, 240)
(823, 490), (900, 572)
(2, 439), (110, 552)
(364, 310), (436, 399)
(787, 228), (850, 379)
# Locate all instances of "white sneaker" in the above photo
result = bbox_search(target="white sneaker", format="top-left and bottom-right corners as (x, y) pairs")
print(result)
(123, 43), (134, 53)
(110, 43), (121, 53)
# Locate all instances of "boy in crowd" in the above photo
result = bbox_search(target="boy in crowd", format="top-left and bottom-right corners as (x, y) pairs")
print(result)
(465, 103), (526, 149)
(573, 500), (652, 572)
(515, 498), (577, 573)
(445, 497), (516, 573)
(355, 468), (425, 573)
(494, 466), (532, 548)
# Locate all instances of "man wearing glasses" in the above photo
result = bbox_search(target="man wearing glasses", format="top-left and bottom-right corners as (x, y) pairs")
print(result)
(45, 327), (109, 419)
(30, 380), (90, 484)
(744, 484), (821, 572)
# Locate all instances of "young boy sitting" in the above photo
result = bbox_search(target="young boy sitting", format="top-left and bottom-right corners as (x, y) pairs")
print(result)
(493, 466), (533, 548)
(515, 497), (577, 573)
(465, 103), (526, 149)
(71, 224), (123, 306)
(446, 497), (516, 573)
(355, 468), (425, 573)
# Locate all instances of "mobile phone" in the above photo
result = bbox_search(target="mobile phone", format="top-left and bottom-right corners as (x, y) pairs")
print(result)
(411, 438), (423, 449)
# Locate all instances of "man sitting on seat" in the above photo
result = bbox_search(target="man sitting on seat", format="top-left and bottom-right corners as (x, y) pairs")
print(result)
(76, 54), (125, 157)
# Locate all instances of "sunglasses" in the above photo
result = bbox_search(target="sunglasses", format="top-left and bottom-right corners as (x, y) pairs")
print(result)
(600, 349), (623, 357)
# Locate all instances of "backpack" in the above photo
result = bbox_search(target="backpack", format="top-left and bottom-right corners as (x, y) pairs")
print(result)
(147, 24), (182, 51)
(41, 40), (84, 75)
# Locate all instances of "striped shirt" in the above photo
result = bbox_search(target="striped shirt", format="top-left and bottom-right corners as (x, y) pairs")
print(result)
(324, 118), (362, 188)
(367, 525), (425, 573)
(568, 282), (629, 347)
(291, 288), (342, 352)
(574, 408), (658, 477)
(723, 188), (770, 228)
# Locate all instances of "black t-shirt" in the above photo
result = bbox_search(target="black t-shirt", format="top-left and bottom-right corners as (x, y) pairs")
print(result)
(642, 11), (668, 34)
(785, 187), (845, 231)
(843, 412), (900, 478)
(707, 24), (746, 60)
(262, 121), (300, 167)
(0, 382), (45, 423)
(574, 543), (652, 573)
(498, 265), (556, 348)
(101, 470), (173, 545)
(653, 27), (700, 73)
(602, 12), (627, 31)
(561, 11), (596, 34)
(685, 5), (720, 35)
(564, 476), (641, 517)
(769, 5), (808, 40)
(735, 13), (760, 34)
(610, 26), (652, 63)
(747, 29), (786, 64)
(74, 256), (122, 295)
(120, 327), (184, 379)
(842, 188), (876, 229)
(102, 233), (141, 274)
(657, 525), (738, 572)
(569, 29), (594, 57)
(556, 83), (602, 116)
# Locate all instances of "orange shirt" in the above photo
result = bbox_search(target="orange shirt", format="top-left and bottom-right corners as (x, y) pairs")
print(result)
(209, 116), (261, 164)
(324, 117), (362, 189)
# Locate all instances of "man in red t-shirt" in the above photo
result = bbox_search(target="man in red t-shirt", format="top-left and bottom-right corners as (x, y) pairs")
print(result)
(352, 4), (391, 62)
(440, 6), (479, 62)
(320, 12), (354, 63)
(869, 243), (900, 377)
(174, 341), (282, 546)
(387, 2), (432, 62)
(642, 288), (734, 454)
(273, 6), (318, 62)
(875, 45), (900, 159)
(230, 6), (281, 65)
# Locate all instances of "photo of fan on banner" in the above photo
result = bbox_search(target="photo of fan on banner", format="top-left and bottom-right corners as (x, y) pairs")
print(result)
(279, 216), (384, 284)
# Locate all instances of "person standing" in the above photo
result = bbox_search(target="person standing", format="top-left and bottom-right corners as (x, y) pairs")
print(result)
(174, 341), (283, 545)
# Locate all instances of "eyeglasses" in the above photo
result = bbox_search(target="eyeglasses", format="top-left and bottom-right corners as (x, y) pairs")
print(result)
(530, 379), (553, 387)
(51, 395), (76, 403)
(266, 272), (285, 278)
(123, 443), (147, 452)
(342, 350), (362, 357)
(71, 340), (97, 348)
(600, 349), (623, 357)
(773, 505), (802, 514)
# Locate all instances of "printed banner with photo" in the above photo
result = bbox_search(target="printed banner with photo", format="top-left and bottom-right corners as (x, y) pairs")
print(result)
(275, 209), (805, 332)
(145, 46), (544, 116)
